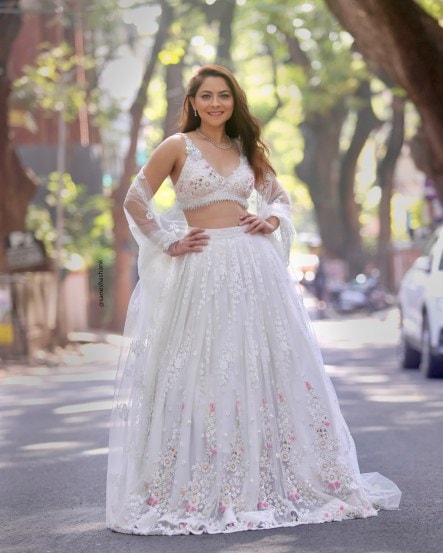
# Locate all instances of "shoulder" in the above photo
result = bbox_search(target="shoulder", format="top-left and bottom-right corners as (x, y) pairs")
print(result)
(153, 133), (186, 157)
(145, 134), (186, 169)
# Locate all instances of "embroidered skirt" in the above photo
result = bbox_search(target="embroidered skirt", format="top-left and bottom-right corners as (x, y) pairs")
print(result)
(106, 226), (401, 535)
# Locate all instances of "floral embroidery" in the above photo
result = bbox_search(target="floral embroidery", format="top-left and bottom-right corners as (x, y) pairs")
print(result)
(107, 210), (396, 535)
(175, 135), (255, 211)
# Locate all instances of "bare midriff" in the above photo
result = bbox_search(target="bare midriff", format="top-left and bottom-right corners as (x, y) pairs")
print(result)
(184, 201), (247, 229)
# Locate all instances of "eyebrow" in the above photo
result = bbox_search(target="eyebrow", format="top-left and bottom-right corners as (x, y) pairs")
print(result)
(199, 89), (231, 94)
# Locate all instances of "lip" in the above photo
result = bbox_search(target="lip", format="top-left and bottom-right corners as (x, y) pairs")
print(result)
(208, 111), (224, 116)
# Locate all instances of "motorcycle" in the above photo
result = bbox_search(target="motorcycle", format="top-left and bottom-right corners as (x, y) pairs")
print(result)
(329, 273), (389, 314)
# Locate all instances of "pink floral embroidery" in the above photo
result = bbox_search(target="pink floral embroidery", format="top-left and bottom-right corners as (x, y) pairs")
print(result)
(328, 481), (341, 491)
(185, 502), (197, 513)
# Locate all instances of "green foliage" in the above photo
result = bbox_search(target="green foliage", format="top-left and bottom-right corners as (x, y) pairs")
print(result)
(13, 40), (123, 132)
(13, 43), (93, 121)
(415, 0), (443, 19)
(26, 173), (114, 269)
(13, 0), (429, 273)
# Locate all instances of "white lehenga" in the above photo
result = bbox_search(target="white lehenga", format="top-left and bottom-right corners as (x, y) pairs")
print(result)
(106, 136), (401, 536)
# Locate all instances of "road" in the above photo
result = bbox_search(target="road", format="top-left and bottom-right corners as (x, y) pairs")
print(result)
(1, 307), (442, 553)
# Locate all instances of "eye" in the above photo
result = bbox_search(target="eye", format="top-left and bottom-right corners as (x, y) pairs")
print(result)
(220, 93), (231, 99)
(201, 93), (211, 99)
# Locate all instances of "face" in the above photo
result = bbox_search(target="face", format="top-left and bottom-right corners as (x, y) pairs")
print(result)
(191, 76), (234, 127)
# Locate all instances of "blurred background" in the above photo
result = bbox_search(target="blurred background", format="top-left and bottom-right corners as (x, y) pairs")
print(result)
(1, 0), (443, 360)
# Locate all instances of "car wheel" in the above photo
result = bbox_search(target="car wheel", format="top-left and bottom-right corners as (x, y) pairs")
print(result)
(420, 315), (442, 378)
(399, 329), (420, 369)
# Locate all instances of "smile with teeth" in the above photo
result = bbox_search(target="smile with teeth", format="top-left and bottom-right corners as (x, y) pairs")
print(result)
(208, 111), (223, 116)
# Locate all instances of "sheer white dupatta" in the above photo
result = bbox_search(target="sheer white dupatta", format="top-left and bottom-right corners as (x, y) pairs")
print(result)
(124, 170), (187, 254)
(123, 170), (189, 287)
(253, 171), (295, 266)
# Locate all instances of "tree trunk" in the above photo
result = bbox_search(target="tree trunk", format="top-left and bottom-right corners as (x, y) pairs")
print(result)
(110, 3), (172, 331)
(163, 59), (185, 138)
(215, 0), (236, 68)
(203, 0), (236, 69)
(324, 0), (443, 200)
(339, 81), (381, 275)
(0, 1), (37, 272)
(297, 102), (348, 258)
(377, 95), (405, 291)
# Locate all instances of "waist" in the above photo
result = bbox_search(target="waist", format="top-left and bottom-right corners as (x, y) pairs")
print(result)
(187, 225), (247, 239)
(184, 200), (247, 229)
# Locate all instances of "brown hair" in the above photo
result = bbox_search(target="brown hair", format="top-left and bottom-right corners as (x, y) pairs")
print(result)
(179, 64), (275, 185)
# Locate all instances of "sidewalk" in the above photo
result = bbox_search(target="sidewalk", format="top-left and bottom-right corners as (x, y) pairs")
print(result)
(0, 330), (123, 376)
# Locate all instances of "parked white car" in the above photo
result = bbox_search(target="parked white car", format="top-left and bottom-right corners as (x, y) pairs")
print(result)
(398, 226), (443, 378)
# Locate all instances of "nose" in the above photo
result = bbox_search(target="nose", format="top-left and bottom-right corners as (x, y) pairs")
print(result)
(210, 96), (220, 107)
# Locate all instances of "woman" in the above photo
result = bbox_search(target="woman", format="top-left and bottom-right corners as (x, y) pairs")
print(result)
(106, 65), (400, 536)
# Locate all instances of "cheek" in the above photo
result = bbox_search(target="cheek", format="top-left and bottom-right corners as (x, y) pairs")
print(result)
(226, 100), (234, 113)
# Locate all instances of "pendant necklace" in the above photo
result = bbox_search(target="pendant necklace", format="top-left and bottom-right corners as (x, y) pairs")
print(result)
(196, 127), (233, 150)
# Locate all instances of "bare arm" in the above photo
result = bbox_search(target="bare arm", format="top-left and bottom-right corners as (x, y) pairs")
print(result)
(124, 135), (209, 256)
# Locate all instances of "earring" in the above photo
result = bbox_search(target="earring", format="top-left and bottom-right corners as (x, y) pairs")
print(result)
(194, 108), (198, 117)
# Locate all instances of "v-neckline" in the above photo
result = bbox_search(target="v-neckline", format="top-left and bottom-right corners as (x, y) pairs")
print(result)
(185, 134), (243, 180)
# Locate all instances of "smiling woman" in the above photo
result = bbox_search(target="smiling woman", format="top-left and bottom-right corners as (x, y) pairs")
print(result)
(106, 64), (401, 536)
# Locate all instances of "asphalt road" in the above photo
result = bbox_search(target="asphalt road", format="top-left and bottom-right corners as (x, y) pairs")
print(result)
(1, 307), (442, 553)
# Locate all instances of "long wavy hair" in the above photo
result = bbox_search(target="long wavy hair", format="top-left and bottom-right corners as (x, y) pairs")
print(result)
(179, 65), (275, 185)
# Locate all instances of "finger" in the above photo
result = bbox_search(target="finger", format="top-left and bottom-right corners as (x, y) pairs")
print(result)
(193, 240), (209, 246)
(187, 236), (209, 244)
(246, 220), (265, 234)
(188, 232), (210, 241)
(239, 216), (257, 226)
(189, 238), (209, 246)
(188, 228), (206, 236)
(188, 242), (208, 249)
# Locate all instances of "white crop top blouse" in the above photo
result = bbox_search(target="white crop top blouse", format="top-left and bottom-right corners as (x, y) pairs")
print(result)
(174, 133), (255, 210)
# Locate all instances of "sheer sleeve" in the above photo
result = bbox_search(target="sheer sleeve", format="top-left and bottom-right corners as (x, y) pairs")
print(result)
(124, 170), (182, 254)
(255, 172), (295, 265)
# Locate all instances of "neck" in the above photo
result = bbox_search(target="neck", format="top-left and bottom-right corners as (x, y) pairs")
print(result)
(198, 125), (226, 142)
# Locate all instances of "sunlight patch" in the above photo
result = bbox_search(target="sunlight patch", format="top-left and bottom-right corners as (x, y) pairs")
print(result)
(21, 441), (87, 452)
(54, 400), (112, 415)
(367, 394), (426, 403)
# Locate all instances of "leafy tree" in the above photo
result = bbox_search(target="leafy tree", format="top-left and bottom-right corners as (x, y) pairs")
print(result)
(234, 0), (381, 274)
(26, 172), (113, 269)
(324, 0), (443, 200)
(13, 42), (94, 121)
